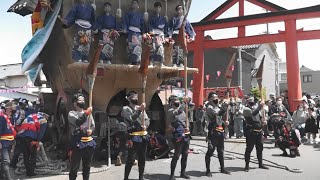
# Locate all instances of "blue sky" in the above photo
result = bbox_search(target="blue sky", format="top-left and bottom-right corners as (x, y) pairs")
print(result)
(1, 0), (320, 70)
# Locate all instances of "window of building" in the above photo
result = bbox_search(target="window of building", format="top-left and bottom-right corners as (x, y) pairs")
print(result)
(303, 75), (312, 83)
(280, 73), (287, 81)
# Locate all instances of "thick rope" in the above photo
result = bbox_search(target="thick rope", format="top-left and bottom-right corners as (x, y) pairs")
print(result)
(13, 143), (111, 176)
(190, 143), (303, 173)
(116, 0), (122, 18)
(144, 0), (149, 22)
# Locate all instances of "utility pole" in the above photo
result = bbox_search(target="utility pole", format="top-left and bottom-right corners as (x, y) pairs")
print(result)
(275, 58), (280, 97)
(238, 47), (243, 90)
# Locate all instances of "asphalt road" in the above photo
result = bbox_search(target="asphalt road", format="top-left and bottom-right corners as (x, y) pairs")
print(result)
(26, 137), (320, 180)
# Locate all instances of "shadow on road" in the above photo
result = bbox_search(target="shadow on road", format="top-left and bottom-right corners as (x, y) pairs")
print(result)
(225, 166), (248, 172)
(186, 170), (208, 177)
(144, 173), (170, 180)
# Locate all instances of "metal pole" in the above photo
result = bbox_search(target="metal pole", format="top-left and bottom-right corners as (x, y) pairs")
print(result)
(107, 115), (111, 167)
(238, 47), (242, 90)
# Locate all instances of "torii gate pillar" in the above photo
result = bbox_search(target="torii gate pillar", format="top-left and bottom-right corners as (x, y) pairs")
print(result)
(285, 19), (302, 111)
(193, 30), (205, 107)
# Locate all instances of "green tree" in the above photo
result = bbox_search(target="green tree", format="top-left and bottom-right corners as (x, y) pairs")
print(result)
(250, 87), (266, 100)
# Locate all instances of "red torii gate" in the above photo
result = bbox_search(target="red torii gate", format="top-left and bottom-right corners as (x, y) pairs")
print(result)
(189, 0), (320, 112)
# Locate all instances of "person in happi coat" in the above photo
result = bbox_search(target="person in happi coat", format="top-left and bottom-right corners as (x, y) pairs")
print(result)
(62, 0), (95, 63)
(243, 96), (269, 172)
(10, 112), (48, 177)
(0, 101), (17, 180)
(121, 91), (149, 180)
(205, 93), (231, 177)
(123, 0), (145, 65)
(96, 2), (121, 64)
(167, 95), (190, 180)
(168, 5), (195, 67)
(148, 2), (168, 66)
(68, 92), (96, 180)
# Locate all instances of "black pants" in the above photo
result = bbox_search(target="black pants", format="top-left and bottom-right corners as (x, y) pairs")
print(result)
(245, 132), (263, 166)
(69, 146), (95, 180)
(278, 140), (298, 157)
(272, 120), (284, 141)
(170, 139), (190, 176)
(10, 137), (37, 176)
(205, 133), (225, 171)
(190, 122), (194, 135)
(124, 140), (147, 180)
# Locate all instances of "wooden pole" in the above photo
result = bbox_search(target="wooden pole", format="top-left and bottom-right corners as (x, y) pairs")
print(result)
(184, 54), (189, 131)
(86, 44), (104, 130)
(258, 79), (266, 125)
(141, 76), (147, 128)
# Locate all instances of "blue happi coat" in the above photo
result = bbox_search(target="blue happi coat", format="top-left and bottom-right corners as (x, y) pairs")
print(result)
(123, 11), (144, 34)
(0, 114), (15, 148)
(16, 112), (48, 141)
(14, 107), (35, 126)
(96, 14), (120, 30)
(64, 3), (95, 28)
(149, 14), (168, 35)
(169, 16), (195, 38)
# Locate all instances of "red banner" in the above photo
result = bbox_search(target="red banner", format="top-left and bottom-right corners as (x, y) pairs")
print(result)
(204, 87), (244, 100)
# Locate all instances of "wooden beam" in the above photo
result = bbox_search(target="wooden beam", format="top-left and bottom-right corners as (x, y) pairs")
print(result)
(189, 33), (285, 50)
(193, 10), (320, 31)
(297, 29), (320, 41)
(238, 0), (245, 37)
(202, 0), (238, 21)
(246, 0), (286, 12)
(188, 29), (320, 50)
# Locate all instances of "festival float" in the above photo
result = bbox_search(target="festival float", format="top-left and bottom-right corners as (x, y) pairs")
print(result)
(8, 0), (198, 154)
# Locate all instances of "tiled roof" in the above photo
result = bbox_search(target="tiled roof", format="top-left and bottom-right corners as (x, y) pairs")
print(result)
(0, 64), (23, 79)
(233, 44), (261, 50)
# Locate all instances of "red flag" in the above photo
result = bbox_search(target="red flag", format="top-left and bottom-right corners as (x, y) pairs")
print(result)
(206, 74), (210, 82)
(225, 53), (237, 79)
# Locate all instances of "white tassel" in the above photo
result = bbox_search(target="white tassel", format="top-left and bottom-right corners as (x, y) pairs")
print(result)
(144, 0), (148, 22)
(117, 0), (122, 18)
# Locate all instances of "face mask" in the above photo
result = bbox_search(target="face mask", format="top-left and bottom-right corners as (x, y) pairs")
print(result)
(213, 100), (219, 104)
(11, 110), (17, 114)
(277, 101), (282, 105)
(130, 99), (139, 105)
(299, 107), (303, 111)
(248, 102), (255, 106)
(173, 102), (180, 107)
(77, 102), (85, 109)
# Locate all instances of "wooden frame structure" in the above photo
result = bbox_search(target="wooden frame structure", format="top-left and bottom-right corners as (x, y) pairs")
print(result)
(189, 0), (320, 111)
